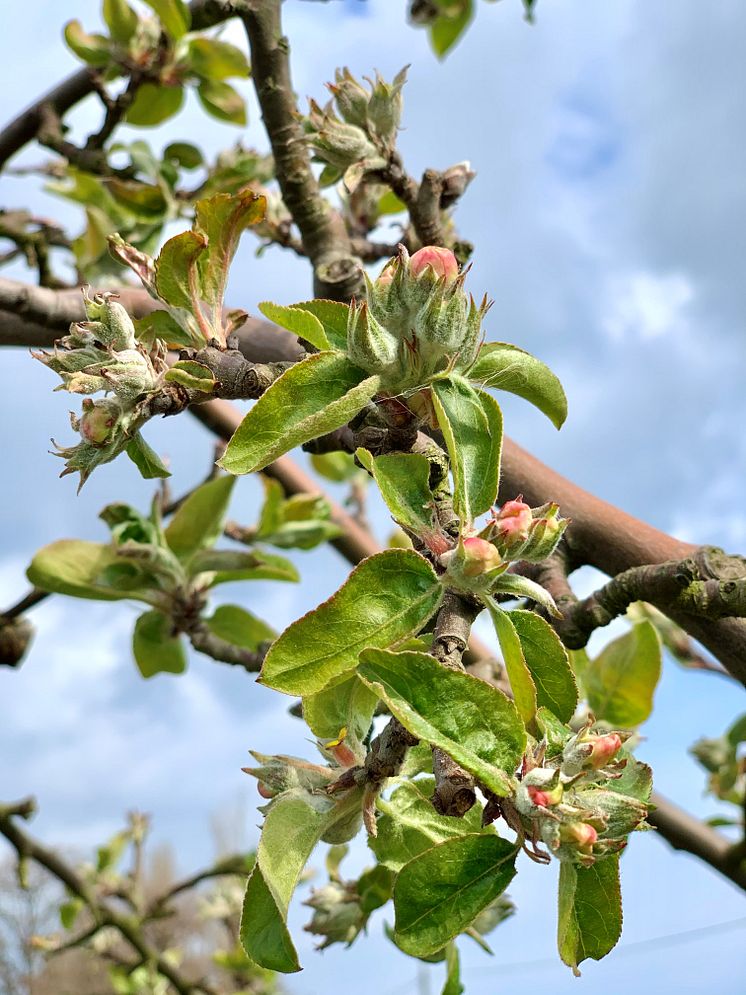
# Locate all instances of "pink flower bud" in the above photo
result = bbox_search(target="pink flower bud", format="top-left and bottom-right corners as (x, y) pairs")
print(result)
(587, 733), (623, 769)
(560, 822), (598, 852)
(79, 399), (116, 446)
(409, 245), (459, 284)
(376, 263), (396, 287)
(257, 782), (276, 799)
(527, 786), (551, 808)
(331, 742), (357, 768)
(496, 498), (532, 538)
(461, 536), (502, 577)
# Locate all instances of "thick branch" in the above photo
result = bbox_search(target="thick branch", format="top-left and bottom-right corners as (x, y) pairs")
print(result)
(649, 792), (746, 892)
(241, 0), (362, 300)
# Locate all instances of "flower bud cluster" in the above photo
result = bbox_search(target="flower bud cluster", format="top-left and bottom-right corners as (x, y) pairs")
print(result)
(304, 67), (407, 190)
(303, 879), (366, 950)
(347, 244), (488, 393)
(513, 720), (649, 867)
(33, 290), (164, 486)
(480, 496), (568, 562)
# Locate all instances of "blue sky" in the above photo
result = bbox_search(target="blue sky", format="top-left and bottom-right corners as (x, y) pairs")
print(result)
(1, 1), (746, 992)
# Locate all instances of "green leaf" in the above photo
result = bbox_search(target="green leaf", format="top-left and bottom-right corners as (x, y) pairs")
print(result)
(192, 189), (265, 319)
(285, 299), (349, 351)
(125, 433), (171, 480)
(103, 0), (138, 44)
(310, 451), (359, 482)
(468, 342), (567, 429)
(371, 779), (489, 873)
(27, 540), (150, 602)
(155, 229), (207, 310)
(204, 604), (275, 651)
(430, 0), (474, 59)
(163, 141), (203, 170)
(132, 609), (187, 678)
(164, 359), (216, 392)
(258, 301), (329, 351)
(220, 353), (379, 475)
(141, 0), (190, 39)
(197, 78), (246, 125)
(187, 37), (250, 79)
(240, 789), (361, 972)
(442, 943), (464, 995)
(394, 834), (517, 957)
(432, 377), (502, 525)
(356, 449), (435, 539)
(302, 675), (377, 747)
(134, 309), (195, 348)
(511, 609), (577, 723)
(63, 21), (111, 66)
(59, 897), (84, 930)
(194, 548), (299, 585)
(482, 600), (537, 726)
(489, 571), (560, 617)
(260, 549), (442, 696)
(358, 649), (526, 797)
(165, 475), (235, 560)
(103, 178), (168, 220)
(557, 855), (622, 976)
(582, 621), (662, 727)
(125, 83), (184, 126)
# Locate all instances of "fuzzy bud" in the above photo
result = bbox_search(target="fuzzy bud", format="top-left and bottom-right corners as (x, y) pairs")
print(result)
(560, 821), (598, 853)
(587, 733), (623, 769)
(410, 245), (459, 285)
(78, 398), (119, 446)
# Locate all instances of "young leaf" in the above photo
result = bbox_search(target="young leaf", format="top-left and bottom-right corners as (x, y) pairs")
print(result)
(356, 449), (436, 539)
(125, 433), (170, 480)
(164, 476), (235, 561)
(197, 79), (246, 125)
(287, 299), (349, 351)
(132, 609), (187, 678)
(219, 353), (380, 475)
(164, 360), (216, 392)
(432, 376), (502, 525)
(482, 600), (537, 726)
(260, 550), (443, 696)
(195, 548), (299, 585)
(27, 540), (151, 602)
(510, 609), (578, 723)
(302, 675), (378, 747)
(155, 230), (207, 310)
(468, 342), (568, 429)
(358, 649), (526, 797)
(442, 943), (464, 995)
(187, 37), (250, 79)
(63, 21), (111, 66)
(370, 779), (490, 873)
(557, 854), (622, 976)
(103, 0), (138, 44)
(394, 834), (517, 957)
(125, 83), (184, 126)
(204, 604), (275, 652)
(141, 0), (190, 39)
(581, 621), (662, 727)
(258, 302), (330, 351)
(240, 789), (361, 972)
(489, 571), (561, 618)
(430, 0), (474, 59)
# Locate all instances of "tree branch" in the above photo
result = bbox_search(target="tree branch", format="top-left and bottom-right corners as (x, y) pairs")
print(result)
(0, 0), (246, 171)
(240, 0), (363, 300)
(648, 791), (746, 892)
(0, 799), (217, 995)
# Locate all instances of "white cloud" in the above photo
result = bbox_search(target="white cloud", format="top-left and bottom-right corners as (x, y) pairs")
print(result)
(602, 270), (695, 341)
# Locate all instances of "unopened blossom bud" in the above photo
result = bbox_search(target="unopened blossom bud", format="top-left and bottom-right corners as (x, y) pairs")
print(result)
(527, 782), (563, 808)
(560, 821), (598, 853)
(459, 537), (502, 577)
(257, 782), (277, 800)
(375, 263), (396, 288)
(521, 504), (567, 562)
(325, 728), (357, 768)
(496, 498), (532, 538)
(78, 399), (119, 446)
(587, 733), (623, 769)
(410, 245), (459, 285)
